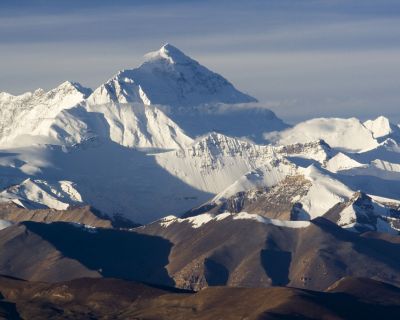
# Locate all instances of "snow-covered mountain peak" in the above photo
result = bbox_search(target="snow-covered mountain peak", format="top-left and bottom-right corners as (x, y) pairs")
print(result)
(52, 81), (92, 96)
(276, 139), (333, 164)
(143, 43), (192, 65)
(41, 81), (92, 106)
(88, 44), (257, 107)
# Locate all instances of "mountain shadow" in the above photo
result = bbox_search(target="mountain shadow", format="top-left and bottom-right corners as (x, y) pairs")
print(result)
(23, 221), (174, 286)
(0, 300), (20, 320)
(38, 137), (214, 224)
(260, 249), (291, 286)
(204, 258), (229, 286)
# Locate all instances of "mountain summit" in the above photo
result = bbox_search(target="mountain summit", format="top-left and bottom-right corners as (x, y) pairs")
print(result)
(86, 44), (284, 143)
(144, 43), (194, 64)
(88, 44), (257, 107)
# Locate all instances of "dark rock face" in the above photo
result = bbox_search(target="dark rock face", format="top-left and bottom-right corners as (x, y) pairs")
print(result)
(261, 249), (291, 286)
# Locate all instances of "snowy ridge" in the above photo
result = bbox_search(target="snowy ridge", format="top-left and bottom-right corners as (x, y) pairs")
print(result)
(155, 132), (292, 194)
(157, 211), (310, 229)
(275, 140), (333, 164)
(232, 211), (310, 228)
(0, 178), (83, 210)
(299, 165), (354, 219)
(184, 132), (272, 160)
(211, 161), (296, 203)
(0, 81), (91, 146)
(84, 103), (193, 149)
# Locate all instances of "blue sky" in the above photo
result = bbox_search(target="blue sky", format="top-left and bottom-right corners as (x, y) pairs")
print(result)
(1, 0), (400, 123)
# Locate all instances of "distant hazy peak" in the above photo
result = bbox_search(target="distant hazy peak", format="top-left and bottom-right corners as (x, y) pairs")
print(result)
(266, 117), (379, 152)
(364, 115), (395, 139)
(0, 81), (92, 100)
(188, 131), (259, 156)
(55, 81), (92, 96)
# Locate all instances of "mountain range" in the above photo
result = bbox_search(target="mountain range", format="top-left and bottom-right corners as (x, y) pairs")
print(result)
(0, 44), (399, 229)
(0, 44), (399, 317)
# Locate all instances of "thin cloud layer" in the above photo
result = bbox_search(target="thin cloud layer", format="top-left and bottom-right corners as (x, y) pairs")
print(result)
(1, 0), (399, 123)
